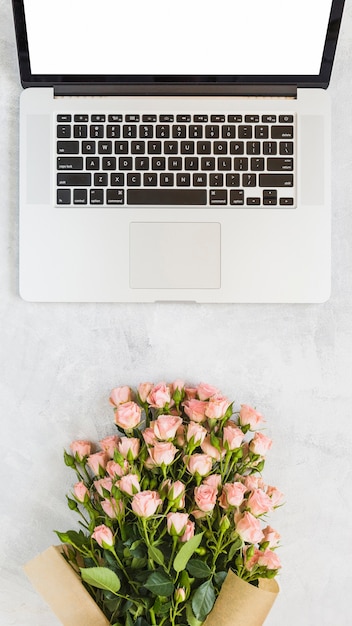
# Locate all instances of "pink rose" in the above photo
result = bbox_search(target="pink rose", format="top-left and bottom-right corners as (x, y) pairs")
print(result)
(137, 382), (153, 403)
(175, 587), (186, 603)
(257, 549), (281, 570)
(266, 486), (284, 507)
(119, 473), (141, 496)
(171, 379), (185, 394)
(239, 405), (265, 429)
(184, 387), (197, 400)
(219, 482), (246, 509)
(244, 475), (265, 492)
(201, 436), (226, 461)
(186, 421), (207, 446)
(153, 415), (183, 440)
(247, 489), (273, 516)
(73, 482), (89, 503)
(99, 435), (120, 458)
(101, 498), (124, 519)
(109, 386), (132, 407)
(115, 401), (142, 430)
(180, 519), (195, 542)
(87, 451), (109, 475)
(196, 382), (220, 401)
(261, 526), (281, 548)
(148, 441), (177, 466)
(147, 382), (171, 408)
(167, 480), (186, 503)
(167, 512), (189, 536)
(223, 423), (244, 450)
(176, 424), (186, 446)
(191, 509), (208, 519)
(94, 477), (113, 497)
(92, 524), (114, 548)
(236, 512), (264, 544)
(143, 427), (158, 446)
(186, 453), (213, 476)
(194, 484), (217, 512)
(117, 437), (140, 459)
(205, 395), (231, 420)
(249, 432), (272, 456)
(244, 547), (261, 571)
(70, 440), (91, 461)
(183, 399), (208, 423)
(131, 490), (162, 518)
(203, 474), (222, 491)
(106, 459), (129, 478)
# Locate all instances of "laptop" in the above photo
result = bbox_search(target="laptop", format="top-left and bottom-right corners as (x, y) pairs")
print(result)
(12, 0), (345, 303)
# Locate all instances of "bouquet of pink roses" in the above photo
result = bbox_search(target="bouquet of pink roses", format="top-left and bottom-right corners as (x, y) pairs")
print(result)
(57, 381), (283, 626)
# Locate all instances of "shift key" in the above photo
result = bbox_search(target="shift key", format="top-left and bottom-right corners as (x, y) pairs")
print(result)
(57, 173), (91, 186)
(259, 174), (293, 187)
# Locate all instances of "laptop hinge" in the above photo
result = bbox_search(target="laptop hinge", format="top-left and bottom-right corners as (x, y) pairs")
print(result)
(54, 84), (297, 98)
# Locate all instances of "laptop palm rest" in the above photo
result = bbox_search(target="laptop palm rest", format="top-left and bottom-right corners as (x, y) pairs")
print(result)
(129, 222), (221, 289)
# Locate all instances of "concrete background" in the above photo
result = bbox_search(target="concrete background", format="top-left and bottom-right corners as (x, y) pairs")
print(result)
(1, 0), (352, 623)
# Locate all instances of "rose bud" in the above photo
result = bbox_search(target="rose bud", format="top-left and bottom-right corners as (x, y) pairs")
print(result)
(236, 512), (264, 544)
(131, 490), (162, 518)
(249, 432), (272, 456)
(70, 440), (91, 461)
(196, 382), (220, 401)
(109, 386), (132, 407)
(167, 512), (189, 536)
(137, 382), (153, 403)
(99, 435), (120, 459)
(92, 524), (115, 549)
(186, 453), (213, 476)
(114, 401), (142, 430)
(73, 482), (89, 503)
(239, 404), (265, 429)
(118, 473), (141, 496)
(87, 451), (109, 476)
(153, 415), (183, 441)
(146, 382), (171, 409)
(117, 437), (140, 460)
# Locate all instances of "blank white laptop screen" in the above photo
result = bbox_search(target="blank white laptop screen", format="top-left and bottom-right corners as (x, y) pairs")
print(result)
(24, 0), (332, 76)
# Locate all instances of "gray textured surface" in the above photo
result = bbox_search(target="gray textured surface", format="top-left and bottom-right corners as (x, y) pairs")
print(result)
(1, 0), (352, 624)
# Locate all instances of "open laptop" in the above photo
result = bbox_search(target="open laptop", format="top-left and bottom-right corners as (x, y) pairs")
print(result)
(12, 0), (345, 303)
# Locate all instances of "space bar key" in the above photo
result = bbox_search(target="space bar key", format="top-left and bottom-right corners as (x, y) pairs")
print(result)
(127, 189), (207, 205)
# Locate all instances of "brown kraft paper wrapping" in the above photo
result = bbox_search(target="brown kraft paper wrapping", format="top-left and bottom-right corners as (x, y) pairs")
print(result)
(23, 545), (110, 626)
(203, 570), (279, 626)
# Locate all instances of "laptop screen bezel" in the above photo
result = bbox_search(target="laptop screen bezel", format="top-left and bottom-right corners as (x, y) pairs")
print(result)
(12, 0), (345, 91)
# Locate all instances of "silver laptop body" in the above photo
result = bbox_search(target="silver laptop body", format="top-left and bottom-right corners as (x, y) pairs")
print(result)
(12, 0), (345, 303)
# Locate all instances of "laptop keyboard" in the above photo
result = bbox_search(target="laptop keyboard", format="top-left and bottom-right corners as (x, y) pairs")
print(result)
(56, 113), (295, 207)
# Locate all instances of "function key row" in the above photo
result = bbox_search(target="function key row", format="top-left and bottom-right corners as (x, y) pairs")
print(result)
(57, 114), (294, 124)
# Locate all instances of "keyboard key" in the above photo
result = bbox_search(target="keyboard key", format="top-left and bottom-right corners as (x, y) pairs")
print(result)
(57, 125), (71, 138)
(152, 157), (166, 170)
(205, 125), (219, 138)
(160, 115), (174, 122)
(238, 125), (252, 139)
(255, 125), (269, 139)
(218, 157), (232, 170)
(246, 141), (260, 155)
(172, 125), (187, 138)
(94, 173), (108, 186)
(156, 125), (170, 138)
(279, 115), (293, 123)
(279, 142), (294, 155)
(57, 157), (83, 170)
(262, 114), (276, 123)
(245, 115), (259, 123)
(222, 125), (236, 139)
(177, 114), (191, 122)
(210, 189), (227, 205)
(176, 173), (190, 186)
(57, 114), (72, 122)
(164, 141), (178, 154)
(140, 125), (154, 138)
(107, 125), (120, 138)
(214, 142), (228, 154)
(243, 173), (256, 186)
(189, 125), (203, 138)
(91, 114), (106, 122)
(57, 188), (71, 204)
(279, 197), (294, 205)
(247, 197), (261, 205)
(259, 174), (294, 187)
(211, 115), (225, 123)
(181, 141), (195, 154)
(148, 141), (162, 154)
(226, 173), (240, 187)
(168, 157), (182, 170)
(197, 141), (211, 154)
(131, 141), (146, 154)
(115, 141), (129, 154)
(57, 173), (91, 186)
(90, 189), (104, 204)
(230, 141), (244, 154)
(126, 114), (140, 122)
(73, 189), (87, 204)
(102, 157), (116, 170)
(267, 158), (293, 171)
(263, 141), (277, 155)
(86, 156), (100, 170)
(201, 157), (215, 170)
(144, 173), (158, 186)
(82, 141), (96, 154)
(57, 141), (79, 154)
(263, 190), (277, 205)
(74, 114), (88, 122)
(234, 157), (248, 170)
(110, 173), (125, 186)
(210, 173), (224, 187)
(194, 115), (208, 122)
(127, 189), (207, 205)
(251, 158), (264, 171)
(107, 189), (124, 204)
(228, 115), (242, 122)
(185, 157), (198, 170)
(119, 157), (133, 170)
(98, 141), (112, 154)
(108, 114), (123, 122)
(271, 126), (294, 139)
(230, 189), (244, 205)
(90, 125), (104, 138)
(193, 173), (207, 186)
(142, 114), (157, 122)
(123, 125), (137, 138)
(135, 157), (149, 170)
(160, 173), (174, 186)
(127, 173), (141, 186)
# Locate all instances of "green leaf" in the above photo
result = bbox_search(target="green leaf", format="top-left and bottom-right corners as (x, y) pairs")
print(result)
(186, 602), (204, 626)
(80, 567), (121, 594)
(187, 559), (212, 579)
(144, 571), (174, 597)
(191, 579), (216, 622)
(213, 571), (227, 587)
(173, 533), (204, 573)
(148, 545), (165, 566)
(55, 529), (89, 551)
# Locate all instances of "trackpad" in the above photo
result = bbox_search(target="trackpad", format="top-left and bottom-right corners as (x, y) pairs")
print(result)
(130, 222), (221, 289)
